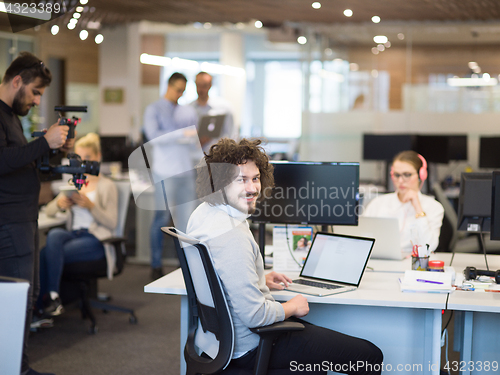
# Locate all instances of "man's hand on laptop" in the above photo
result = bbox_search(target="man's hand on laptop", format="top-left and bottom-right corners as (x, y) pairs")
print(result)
(265, 271), (292, 290)
(283, 295), (309, 319)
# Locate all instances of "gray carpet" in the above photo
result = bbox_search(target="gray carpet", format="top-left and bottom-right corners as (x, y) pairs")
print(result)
(29, 264), (181, 375)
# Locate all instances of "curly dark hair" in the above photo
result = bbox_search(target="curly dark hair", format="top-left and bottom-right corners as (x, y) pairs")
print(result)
(196, 138), (274, 205)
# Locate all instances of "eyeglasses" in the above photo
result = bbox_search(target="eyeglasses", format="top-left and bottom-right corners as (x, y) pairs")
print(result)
(392, 172), (416, 181)
(169, 84), (185, 94)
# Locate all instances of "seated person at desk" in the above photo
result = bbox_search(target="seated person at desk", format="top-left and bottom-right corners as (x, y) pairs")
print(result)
(38, 133), (118, 316)
(363, 150), (444, 254)
(187, 138), (383, 374)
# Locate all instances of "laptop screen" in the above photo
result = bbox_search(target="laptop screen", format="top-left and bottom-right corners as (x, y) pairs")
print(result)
(300, 233), (375, 286)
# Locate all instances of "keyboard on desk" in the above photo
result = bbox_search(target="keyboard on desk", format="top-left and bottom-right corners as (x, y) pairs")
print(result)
(292, 279), (342, 290)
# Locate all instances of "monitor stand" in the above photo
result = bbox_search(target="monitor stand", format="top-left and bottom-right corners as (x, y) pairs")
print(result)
(450, 231), (489, 271)
(258, 223), (272, 269)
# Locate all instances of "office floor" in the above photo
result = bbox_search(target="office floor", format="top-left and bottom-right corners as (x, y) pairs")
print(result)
(29, 264), (181, 375)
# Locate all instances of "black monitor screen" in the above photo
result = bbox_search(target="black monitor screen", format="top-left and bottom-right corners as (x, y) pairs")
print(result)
(491, 172), (500, 240)
(415, 135), (450, 164)
(479, 137), (500, 168)
(363, 134), (415, 161)
(448, 135), (468, 161)
(100, 136), (131, 168)
(457, 172), (492, 232)
(251, 161), (359, 225)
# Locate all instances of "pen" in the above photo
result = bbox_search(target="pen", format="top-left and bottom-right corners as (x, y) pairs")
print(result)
(416, 279), (443, 285)
(484, 289), (500, 293)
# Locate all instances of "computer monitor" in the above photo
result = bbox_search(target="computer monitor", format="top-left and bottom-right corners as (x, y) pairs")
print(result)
(447, 135), (468, 161)
(362, 134), (415, 161)
(491, 172), (500, 240)
(251, 161), (360, 226)
(414, 135), (450, 164)
(457, 172), (492, 232)
(99, 136), (131, 169)
(479, 137), (500, 168)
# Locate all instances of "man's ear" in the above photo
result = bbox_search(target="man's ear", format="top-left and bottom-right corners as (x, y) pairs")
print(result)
(11, 75), (23, 90)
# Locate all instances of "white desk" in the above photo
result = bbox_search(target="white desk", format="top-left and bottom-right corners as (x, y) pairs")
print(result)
(444, 253), (500, 375)
(38, 210), (68, 230)
(145, 255), (448, 375)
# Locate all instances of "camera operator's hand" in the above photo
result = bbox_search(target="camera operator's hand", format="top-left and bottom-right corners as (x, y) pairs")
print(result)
(71, 192), (95, 210)
(44, 122), (69, 149)
(57, 195), (74, 210)
(60, 129), (76, 153)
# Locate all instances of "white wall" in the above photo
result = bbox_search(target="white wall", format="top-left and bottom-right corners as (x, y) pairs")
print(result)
(99, 24), (141, 141)
(300, 111), (500, 182)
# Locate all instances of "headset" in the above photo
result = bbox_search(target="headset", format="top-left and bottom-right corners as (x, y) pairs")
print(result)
(464, 266), (500, 284)
(390, 153), (428, 189)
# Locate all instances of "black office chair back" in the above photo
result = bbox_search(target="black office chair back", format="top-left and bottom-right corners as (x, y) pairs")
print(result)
(162, 227), (234, 375)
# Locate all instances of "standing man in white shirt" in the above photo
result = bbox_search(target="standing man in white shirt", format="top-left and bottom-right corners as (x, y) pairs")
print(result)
(190, 72), (236, 149)
(142, 72), (199, 280)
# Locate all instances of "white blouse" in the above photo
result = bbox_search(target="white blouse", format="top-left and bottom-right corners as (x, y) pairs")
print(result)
(363, 192), (445, 253)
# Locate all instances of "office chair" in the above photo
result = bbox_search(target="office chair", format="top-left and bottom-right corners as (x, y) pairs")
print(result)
(162, 227), (304, 375)
(61, 180), (137, 333)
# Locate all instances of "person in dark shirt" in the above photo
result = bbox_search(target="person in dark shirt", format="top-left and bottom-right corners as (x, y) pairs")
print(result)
(0, 52), (73, 375)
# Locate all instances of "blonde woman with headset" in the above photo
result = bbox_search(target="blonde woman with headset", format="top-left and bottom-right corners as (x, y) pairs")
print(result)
(363, 150), (445, 255)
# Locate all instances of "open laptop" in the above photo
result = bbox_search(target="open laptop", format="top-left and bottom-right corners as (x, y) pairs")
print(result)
(198, 114), (226, 139)
(285, 232), (375, 297)
(333, 217), (404, 260)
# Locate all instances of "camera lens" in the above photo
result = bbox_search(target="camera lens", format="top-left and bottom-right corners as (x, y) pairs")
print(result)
(84, 161), (100, 176)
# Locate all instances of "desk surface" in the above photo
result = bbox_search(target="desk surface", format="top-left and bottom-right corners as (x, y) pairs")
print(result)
(38, 210), (68, 230)
(145, 255), (449, 310)
(145, 252), (500, 313)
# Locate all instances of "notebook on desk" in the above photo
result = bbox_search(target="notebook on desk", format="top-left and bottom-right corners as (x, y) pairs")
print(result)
(285, 232), (375, 297)
(334, 217), (404, 260)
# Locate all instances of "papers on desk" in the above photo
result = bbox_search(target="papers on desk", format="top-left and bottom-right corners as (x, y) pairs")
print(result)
(399, 270), (454, 293)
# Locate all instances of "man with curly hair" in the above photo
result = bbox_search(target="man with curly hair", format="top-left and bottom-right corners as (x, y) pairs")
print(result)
(187, 138), (383, 374)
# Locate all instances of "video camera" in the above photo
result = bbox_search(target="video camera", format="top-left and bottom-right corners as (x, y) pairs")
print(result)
(32, 105), (100, 190)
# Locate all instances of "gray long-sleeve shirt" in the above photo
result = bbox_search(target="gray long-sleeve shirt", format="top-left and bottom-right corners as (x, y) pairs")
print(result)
(187, 202), (285, 357)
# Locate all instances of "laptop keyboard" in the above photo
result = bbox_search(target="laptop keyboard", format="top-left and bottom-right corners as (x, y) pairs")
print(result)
(292, 279), (342, 290)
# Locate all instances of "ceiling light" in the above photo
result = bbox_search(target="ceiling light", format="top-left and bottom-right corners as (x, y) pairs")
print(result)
(384, 41), (391, 48)
(140, 53), (172, 66)
(193, 22), (202, 29)
(343, 9), (353, 17)
(312, 2), (321, 9)
(371, 47), (379, 55)
(373, 35), (388, 44)
(50, 25), (59, 35)
(468, 61), (478, 69)
(447, 77), (498, 87)
(349, 63), (359, 72)
(255, 20), (263, 28)
(377, 44), (385, 52)
(73, 12), (81, 19)
(80, 0), (88, 4)
(203, 22), (212, 29)
(76, 6), (84, 12)
(69, 18), (78, 24)
(79, 30), (88, 40)
(472, 67), (482, 74)
(397, 33), (405, 40)
(95, 34), (104, 44)
(67, 22), (76, 30)
(371, 16), (381, 23)
(297, 36), (307, 45)
(87, 21), (101, 29)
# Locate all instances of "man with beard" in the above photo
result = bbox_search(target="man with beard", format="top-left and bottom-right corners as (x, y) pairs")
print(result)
(0, 52), (72, 375)
(187, 138), (383, 374)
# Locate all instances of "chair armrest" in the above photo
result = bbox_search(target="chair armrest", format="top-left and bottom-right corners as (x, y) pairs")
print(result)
(101, 237), (127, 245)
(250, 321), (304, 335)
